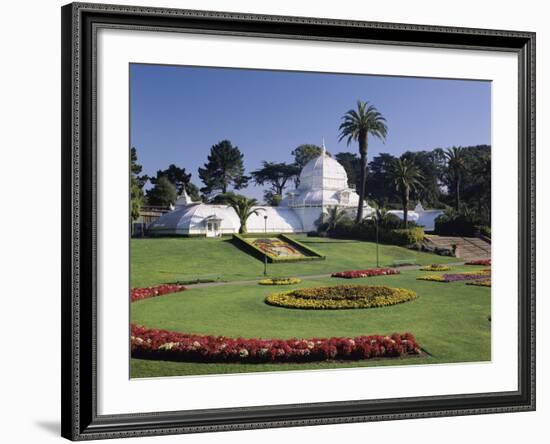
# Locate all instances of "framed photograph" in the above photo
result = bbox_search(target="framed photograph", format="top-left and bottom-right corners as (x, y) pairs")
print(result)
(61, 2), (535, 440)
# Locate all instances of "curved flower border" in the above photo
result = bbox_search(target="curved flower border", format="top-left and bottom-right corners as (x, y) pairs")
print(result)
(131, 284), (187, 302)
(131, 324), (421, 363)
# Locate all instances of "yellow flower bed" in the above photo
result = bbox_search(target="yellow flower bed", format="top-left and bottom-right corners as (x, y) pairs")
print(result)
(467, 280), (492, 287)
(259, 277), (302, 286)
(265, 285), (417, 309)
(416, 274), (446, 282)
(420, 264), (451, 271)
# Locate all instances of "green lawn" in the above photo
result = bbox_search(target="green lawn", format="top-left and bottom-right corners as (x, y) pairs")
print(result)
(130, 235), (456, 288)
(130, 236), (490, 378)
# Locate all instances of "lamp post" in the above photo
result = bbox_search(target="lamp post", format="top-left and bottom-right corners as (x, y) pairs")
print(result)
(375, 213), (380, 267)
(263, 215), (268, 276)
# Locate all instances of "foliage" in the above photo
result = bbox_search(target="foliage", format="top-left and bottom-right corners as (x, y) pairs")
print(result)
(335, 152), (362, 190)
(131, 324), (421, 363)
(145, 176), (177, 207)
(198, 140), (249, 198)
(263, 190), (282, 206)
(259, 277), (302, 285)
(292, 144), (326, 168)
(331, 219), (424, 247)
(251, 161), (300, 201)
(130, 147), (147, 220)
(265, 285), (417, 309)
(315, 206), (351, 233)
(338, 100), (388, 222)
(443, 146), (467, 211)
(332, 268), (400, 279)
(217, 192), (260, 234)
(434, 207), (485, 236)
(401, 149), (446, 207)
(149, 164), (200, 201)
(440, 145), (491, 222)
(389, 156), (423, 228)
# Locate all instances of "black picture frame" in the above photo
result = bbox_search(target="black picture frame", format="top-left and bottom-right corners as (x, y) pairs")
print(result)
(61, 2), (536, 440)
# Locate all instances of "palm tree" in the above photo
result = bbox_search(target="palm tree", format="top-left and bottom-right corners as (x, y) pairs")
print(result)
(339, 100), (388, 223)
(325, 206), (349, 232)
(444, 146), (466, 211)
(222, 193), (262, 234)
(390, 157), (423, 228)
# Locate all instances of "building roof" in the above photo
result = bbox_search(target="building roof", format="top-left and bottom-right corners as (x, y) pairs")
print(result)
(297, 148), (349, 192)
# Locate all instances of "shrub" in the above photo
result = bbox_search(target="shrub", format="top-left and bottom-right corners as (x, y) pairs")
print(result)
(130, 324), (422, 363)
(259, 277), (301, 285)
(265, 285), (417, 309)
(380, 227), (424, 246)
(478, 225), (491, 238)
(331, 220), (424, 247)
(332, 268), (400, 279)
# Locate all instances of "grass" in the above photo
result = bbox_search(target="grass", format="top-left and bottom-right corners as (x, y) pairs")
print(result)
(131, 257), (490, 378)
(130, 235), (456, 288)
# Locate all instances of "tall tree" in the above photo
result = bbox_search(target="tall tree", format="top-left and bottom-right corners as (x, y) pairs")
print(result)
(150, 164), (200, 201)
(335, 152), (362, 190)
(146, 176), (177, 207)
(292, 144), (326, 168)
(365, 153), (398, 206)
(401, 149), (446, 208)
(198, 140), (249, 198)
(390, 157), (423, 228)
(130, 147), (148, 221)
(217, 192), (262, 234)
(251, 161), (300, 199)
(444, 146), (466, 211)
(338, 100), (388, 223)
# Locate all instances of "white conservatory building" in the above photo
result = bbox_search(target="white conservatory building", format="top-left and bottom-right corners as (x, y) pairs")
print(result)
(147, 145), (443, 237)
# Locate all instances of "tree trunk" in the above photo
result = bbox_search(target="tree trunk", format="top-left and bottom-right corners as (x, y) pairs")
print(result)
(239, 222), (247, 234)
(455, 176), (460, 211)
(403, 189), (409, 229)
(356, 154), (367, 223)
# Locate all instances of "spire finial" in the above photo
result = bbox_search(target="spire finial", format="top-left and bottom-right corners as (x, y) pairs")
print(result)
(321, 138), (326, 155)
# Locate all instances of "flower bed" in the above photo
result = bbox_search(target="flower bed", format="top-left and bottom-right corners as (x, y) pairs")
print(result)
(130, 324), (421, 363)
(331, 268), (400, 279)
(265, 285), (417, 309)
(417, 269), (491, 283)
(259, 277), (302, 285)
(466, 280), (492, 287)
(131, 284), (187, 302)
(466, 259), (491, 266)
(420, 264), (451, 272)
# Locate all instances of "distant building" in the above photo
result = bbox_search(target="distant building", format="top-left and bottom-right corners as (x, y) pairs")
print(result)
(147, 143), (443, 237)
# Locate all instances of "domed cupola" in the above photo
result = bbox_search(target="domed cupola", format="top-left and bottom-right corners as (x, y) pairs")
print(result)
(297, 143), (349, 191)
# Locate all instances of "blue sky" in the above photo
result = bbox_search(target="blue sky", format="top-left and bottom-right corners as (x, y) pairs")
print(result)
(130, 64), (491, 200)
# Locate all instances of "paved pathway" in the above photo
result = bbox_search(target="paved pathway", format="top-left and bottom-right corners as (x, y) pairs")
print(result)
(183, 261), (467, 290)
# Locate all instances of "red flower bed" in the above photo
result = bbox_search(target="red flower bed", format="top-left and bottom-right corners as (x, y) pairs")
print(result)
(130, 324), (421, 363)
(466, 259), (491, 266)
(131, 284), (186, 302)
(332, 268), (400, 279)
